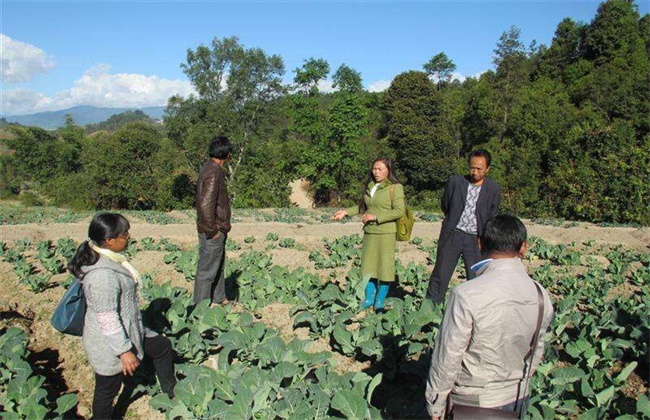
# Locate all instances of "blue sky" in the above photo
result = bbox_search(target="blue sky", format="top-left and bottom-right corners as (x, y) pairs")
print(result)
(1, 1), (648, 116)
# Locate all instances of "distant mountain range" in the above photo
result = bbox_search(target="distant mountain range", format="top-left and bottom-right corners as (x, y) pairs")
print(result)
(1, 105), (166, 130)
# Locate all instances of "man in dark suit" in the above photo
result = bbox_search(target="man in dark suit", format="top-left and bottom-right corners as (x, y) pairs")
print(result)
(426, 149), (501, 304)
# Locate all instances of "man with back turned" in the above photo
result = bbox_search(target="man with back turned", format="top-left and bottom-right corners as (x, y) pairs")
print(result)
(194, 136), (233, 306)
(425, 215), (554, 418)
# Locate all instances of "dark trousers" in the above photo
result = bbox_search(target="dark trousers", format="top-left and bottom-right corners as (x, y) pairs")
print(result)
(427, 229), (482, 304)
(194, 232), (227, 305)
(92, 335), (176, 419)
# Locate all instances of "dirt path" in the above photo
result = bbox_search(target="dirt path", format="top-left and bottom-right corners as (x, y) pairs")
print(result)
(2, 217), (649, 249)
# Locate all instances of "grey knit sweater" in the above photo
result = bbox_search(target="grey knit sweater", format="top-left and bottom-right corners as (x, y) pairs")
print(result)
(81, 256), (149, 376)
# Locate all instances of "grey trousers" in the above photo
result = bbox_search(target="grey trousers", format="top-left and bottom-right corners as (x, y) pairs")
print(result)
(194, 232), (227, 305)
(426, 229), (482, 304)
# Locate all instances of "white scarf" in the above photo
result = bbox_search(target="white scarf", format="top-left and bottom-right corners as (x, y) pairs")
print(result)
(89, 241), (140, 283)
(370, 183), (380, 197)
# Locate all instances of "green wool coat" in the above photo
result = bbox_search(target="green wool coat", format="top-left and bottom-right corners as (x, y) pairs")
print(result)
(346, 180), (405, 282)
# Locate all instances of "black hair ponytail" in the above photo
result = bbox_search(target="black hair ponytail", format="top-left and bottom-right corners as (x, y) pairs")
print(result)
(66, 213), (130, 279)
(67, 241), (99, 279)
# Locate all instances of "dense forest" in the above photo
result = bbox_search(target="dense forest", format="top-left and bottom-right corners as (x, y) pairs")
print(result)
(1, 0), (648, 225)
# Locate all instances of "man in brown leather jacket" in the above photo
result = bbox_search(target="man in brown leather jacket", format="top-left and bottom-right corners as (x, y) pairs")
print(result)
(194, 136), (232, 305)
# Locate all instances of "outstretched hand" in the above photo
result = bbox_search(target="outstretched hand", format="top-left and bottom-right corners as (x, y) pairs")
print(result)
(332, 210), (348, 221)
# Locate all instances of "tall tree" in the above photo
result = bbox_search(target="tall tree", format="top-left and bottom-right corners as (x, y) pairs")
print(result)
(294, 89), (369, 205)
(536, 18), (588, 83)
(584, 0), (641, 64)
(332, 64), (363, 93)
(169, 36), (287, 203)
(383, 71), (453, 192)
(423, 52), (457, 89)
(181, 36), (240, 101)
(293, 57), (330, 95)
(579, 0), (650, 134)
(492, 26), (530, 140)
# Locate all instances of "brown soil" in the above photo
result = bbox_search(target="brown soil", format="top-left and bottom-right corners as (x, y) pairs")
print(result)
(1, 214), (648, 418)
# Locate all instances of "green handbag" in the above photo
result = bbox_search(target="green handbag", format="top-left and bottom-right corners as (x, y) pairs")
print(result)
(390, 185), (414, 241)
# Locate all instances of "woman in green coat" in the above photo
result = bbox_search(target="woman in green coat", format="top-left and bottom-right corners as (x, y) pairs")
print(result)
(333, 157), (405, 313)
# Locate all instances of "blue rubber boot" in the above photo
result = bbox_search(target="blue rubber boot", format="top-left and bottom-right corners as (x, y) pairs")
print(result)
(360, 280), (377, 310)
(374, 282), (390, 314)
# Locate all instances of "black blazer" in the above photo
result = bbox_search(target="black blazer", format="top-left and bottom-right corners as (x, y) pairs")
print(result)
(438, 175), (501, 245)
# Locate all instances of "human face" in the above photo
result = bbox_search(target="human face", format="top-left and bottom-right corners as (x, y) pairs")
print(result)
(468, 156), (490, 185)
(105, 231), (130, 253)
(372, 161), (389, 183)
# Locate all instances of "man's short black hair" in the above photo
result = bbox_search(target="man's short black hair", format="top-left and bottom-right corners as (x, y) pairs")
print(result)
(481, 214), (527, 254)
(209, 136), (233, 159)
(468, 149), (492, 167)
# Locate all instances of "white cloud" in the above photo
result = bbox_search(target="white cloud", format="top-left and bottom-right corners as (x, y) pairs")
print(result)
(470, 70), (489, 80)
(0, 34), (56, 83)
(368, 80), (391, 93)
(1, 89), (56, 115)
(1, 64), (196, 115)
(447, 70), (488, 83)
(317, 79), (336, 93)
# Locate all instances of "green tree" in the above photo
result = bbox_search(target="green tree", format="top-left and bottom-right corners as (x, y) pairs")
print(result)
(171, 36), (287, 205)
(486, 77), (577, 215)
(165, 96), (237, 174)
(383, 71), (453, 192)
(293, 57), (330, 95)
(181, 36), (240, 101)
(579, 0), (650, 134)
(460, 74), (502, 152)
(4, 126), (80, 186)
(332, 64), (363, 93)
(423, 52), (457, 89)
(492, 26), (530, 140)
(545, 119), (649, 224)
(294, 90), (369, 205)
(584, 0), (642, 64)
(80, 122), (166, 209)
(536, 18), (588, 83)
(86, 110), (156, 134)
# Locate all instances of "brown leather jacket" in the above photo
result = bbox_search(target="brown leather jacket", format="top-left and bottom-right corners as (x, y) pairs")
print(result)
(195, 160), (231, 238)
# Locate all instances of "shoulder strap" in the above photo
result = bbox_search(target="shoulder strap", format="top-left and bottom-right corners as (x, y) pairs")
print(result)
(515, 282), (545, 418)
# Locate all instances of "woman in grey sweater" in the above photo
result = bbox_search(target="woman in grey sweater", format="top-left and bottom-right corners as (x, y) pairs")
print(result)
(67, 213), (175, 419)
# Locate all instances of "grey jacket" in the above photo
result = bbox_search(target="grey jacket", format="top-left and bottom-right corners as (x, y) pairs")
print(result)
(81, 257), (148, 376)
(425, 258), (554, 417)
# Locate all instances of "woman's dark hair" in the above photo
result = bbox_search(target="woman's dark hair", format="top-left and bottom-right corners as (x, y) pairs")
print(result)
(209, 136), (233, 160)
(480, 214), (527, 254)
(67, 213), (130, 279)
(358, 157), (401, 213)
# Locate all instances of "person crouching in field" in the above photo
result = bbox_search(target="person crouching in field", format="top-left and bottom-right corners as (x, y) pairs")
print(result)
(67, 213), (176, 419)
(425, 215), (554, 419)
(332, 157), (405, 313)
